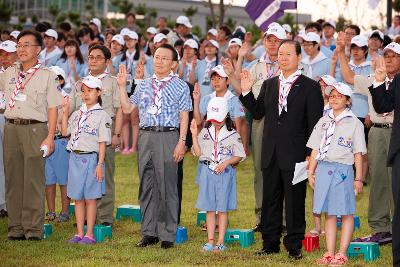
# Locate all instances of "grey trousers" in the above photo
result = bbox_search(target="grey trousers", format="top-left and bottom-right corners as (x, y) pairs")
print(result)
(138, 130), (179, 242)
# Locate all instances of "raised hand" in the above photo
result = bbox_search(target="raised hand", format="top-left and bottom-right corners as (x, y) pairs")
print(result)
(221, 57), (234, 77)
(374, 56), (387, 83)
(240, 69), (254, 93)
(238, 42), (251, 58)
(135, 60), (145, 79)
(193, 82), (200, 103)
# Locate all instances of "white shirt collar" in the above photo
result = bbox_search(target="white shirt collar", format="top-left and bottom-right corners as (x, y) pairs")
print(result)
(301, 51), (327, 65)
(80, 103), (102, 112)
(209, 124), (232, 142)
(279, 69), (302, 83)
(349, 60), (371, 68)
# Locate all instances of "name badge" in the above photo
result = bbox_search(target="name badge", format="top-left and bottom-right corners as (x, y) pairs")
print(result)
(338, 137), (352, 148)
(15, 93), (27, 102)
(147, 104), (158, 115)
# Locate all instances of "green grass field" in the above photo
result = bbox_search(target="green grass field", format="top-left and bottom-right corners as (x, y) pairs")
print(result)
(0, 153), (392, 266)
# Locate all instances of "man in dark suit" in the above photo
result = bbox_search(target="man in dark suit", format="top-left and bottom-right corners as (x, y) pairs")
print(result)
(239, 40), (323, 259)
(369, 58), (400, 267)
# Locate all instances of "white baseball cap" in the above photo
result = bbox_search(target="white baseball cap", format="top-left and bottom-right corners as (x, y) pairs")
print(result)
(10, 31), (20, 39)
(90, 18), (101, 32)
(176, 15), (192, 28)
(264, 25), (287, 40)
(325, 82), (353, 97)
(323, 20), (336, 29)
(302, 32), (321, 43)
(205, 39), (219, 49)
(282, 24), (292, 33)
(146, 27), (157, 35)
(351, 35), (368, 47)
(0, 40), (16, 53)
(319, 75), (337, 87)
(228, 38), (242, 47)
(207, 97), (229, 123)
(184, 39), (198, 49)
(210, 65), (228, 78)
(383, 42), (400, 55)
(369, 30), (384, 41)
(207, 28), (218, 36)
(49, 66), (66, 80)
(154, 33), (167, 43)
(120, 27), (130, 36)
(125, 31), (138, 40)
(44, 29), (58, 39)
(268, 22), (281, 29)
(82, 75), (102, 89)
(112, 34), (125, 46)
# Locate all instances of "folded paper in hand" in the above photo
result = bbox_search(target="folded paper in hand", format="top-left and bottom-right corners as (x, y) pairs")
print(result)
(292, 161), (308, 185)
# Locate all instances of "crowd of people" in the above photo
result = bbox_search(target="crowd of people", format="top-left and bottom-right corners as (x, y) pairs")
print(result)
(0, 11), (400, 266)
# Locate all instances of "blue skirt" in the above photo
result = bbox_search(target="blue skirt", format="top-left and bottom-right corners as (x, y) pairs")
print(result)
(313, 161), (356, 216)
(45, 138), (70, 186)
(195, 162), (237, 212)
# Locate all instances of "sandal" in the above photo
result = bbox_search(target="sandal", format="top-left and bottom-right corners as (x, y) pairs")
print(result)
(316, 252), (334, 265)
(329, 253), (348, 266)
(202, 243), (214, 252)
(46, 211), (57, 221)
(56, 213), (70, 223)
(213, 244), (227, 252)
(309, 229), (320, 236)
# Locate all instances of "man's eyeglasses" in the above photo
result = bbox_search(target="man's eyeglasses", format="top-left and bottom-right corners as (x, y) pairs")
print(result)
(154, 56), (172, 63)
(88, 55), (106, 61)
(16, 44), (41, 49)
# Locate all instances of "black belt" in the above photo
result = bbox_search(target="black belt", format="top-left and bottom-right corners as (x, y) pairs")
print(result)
(140, 126), (178, 132)
(72, 150), (97, 155)
(200, 160), (216, 166)
(7, 118), (44, 125)
(54, 135), (69, 140)
(372, 123), (392, 129)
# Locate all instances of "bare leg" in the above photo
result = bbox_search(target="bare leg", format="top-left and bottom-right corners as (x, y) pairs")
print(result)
(325, 215), (337, 255)
(85, 199), (97, 239)
(45, 184), (56, 212)
(206, 211), (216, 245)
(338, 215), (354, 255)
(75, 200), (85, 237)
(60, 185), (70, 214)
(121, 114), (130, 151)
(217, 212), (228, 245)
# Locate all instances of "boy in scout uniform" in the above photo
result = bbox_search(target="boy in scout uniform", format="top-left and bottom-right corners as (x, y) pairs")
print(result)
(73, 45), (122, 226)
(0, 30), (61, 240)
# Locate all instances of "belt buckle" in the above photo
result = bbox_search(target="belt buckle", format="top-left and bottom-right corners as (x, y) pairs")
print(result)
(14, 118), (22, 125)
(384, 123), (391, 129)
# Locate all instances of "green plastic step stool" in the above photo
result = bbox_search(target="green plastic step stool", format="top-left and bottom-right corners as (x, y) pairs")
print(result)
(337, 215), (360, 230)
(69, 202), (75, 215)
(84, 225), (112, 243)
(197, 211), (206, 226)
(116, 204), (141, 222)
(42, 224), (53, 239)
(347, 242), (380, 262)
(224, 229), (255, 248)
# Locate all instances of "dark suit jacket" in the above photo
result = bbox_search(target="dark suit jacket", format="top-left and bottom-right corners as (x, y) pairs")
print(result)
(369, 75), (399, 165)
(239, 74), (323, 170)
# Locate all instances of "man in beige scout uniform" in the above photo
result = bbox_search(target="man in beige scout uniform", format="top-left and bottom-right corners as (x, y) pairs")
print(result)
(73, 44), (122, 226)
(0, 30), (61, 240)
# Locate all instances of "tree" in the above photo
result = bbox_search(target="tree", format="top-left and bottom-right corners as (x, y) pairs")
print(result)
(277, 13), (298, 34)
(0, 0), (12, 23)
(336, 15), (352, 32)
(68, 11), (81, 27)
(112, 0), (133, 15)
(183, 6), (198, 18)
(394, 0), (400, 13)
(135, 3), (147, 15)
(48, 4), (61, 20)
(204, 0), (233, 27)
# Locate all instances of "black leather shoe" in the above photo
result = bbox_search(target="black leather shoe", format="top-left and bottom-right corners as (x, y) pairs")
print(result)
(252, 224), (261, 232)
(255, 246), (280, 256)
(288, 248), (303, 260)
(160, 241), (174, 249)
(27, 236), (42, 241)
(8, 235), (26, 241)
(136, 236), (159, 247)
(0, 209), (8, 218)
(101, 222), (113, 227)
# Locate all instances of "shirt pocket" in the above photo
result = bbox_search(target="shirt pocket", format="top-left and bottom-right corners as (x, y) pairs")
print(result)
(101, 87), (113, 111)
(28, 83), (47, 108)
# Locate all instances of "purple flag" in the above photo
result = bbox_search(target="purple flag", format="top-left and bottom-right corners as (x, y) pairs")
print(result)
(245, 0), (297, 32)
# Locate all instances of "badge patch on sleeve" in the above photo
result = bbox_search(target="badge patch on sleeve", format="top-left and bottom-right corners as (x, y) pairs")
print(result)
(105, 122), (111, 128)
(338, 137), (352, 148)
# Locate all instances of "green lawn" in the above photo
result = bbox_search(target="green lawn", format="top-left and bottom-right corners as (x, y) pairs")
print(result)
(0, 153), (392, 266)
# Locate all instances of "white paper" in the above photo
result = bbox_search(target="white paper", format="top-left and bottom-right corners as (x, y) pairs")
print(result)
(40, 145), (49, 158)
(292, 161), (308, 185)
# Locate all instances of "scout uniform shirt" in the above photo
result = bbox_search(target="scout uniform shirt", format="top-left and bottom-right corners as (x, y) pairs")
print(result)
(39, 47), (62, 67)
(197, 124), (246, 163)
(301, 51), (331, 81)
(249, 53), (280, 98)
(73, 73), (121, 118)
(0, 62), (62, 121)
(67, 103), (112, 152)
(307, 109), (367, 165)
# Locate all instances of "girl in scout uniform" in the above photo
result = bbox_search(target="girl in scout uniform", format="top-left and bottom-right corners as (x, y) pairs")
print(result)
(44, 66), (72, 222)
(109, 34), (125, 76)
(61, 75), (112, 245)
(306, 82), (366, 265)
(178, 39), (198, 84)
(190, 97), (246, 252)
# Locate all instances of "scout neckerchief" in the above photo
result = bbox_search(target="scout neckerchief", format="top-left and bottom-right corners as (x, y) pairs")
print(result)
(261, 53), (279, 79)
(301, 51), (327, 79)
(203, 57), (216, 83)
(150, 73), (175, 116)
(348, 60), (371, 74)
(316, 108), (356, 160)
(125, 49), (136, 73)
(207, 124), (236, 163)
(278, 69), (301, 115)
(71, 103), (103, 149)
(185, 61), (193, 82)
(9, 62), (41, 109)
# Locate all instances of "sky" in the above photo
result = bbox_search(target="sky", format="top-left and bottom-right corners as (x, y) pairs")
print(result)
(228, 0), (389, 30)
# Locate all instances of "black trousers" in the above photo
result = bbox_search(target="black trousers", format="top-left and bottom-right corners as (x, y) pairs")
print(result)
(177, 159), (183, 224)
(393, 153), (400, 266)
(261, 152), (307, 251)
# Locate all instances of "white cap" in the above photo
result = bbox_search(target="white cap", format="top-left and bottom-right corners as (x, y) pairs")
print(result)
(370, 30), (384, 41)
(49, 66), (66, 80)
(184, 39), (198, 49)
(325, 82), (353, 97)
(82, 75), (102, 89)
(10, 31), (20, 39)
(207, 97), (229, 123)
(282, 24), (292, 33)
(154, 33), (167, 43)
(228, 38), (242, 47)
(120, 27), (130, 36)
(319, 75), (337, 87)
(111, 34), (125, 46)
(146, 27), (157, 35)
(0, 40), (16, 53)
(351, 35), (368, 47)
(90, 18), (101, 32)
(206, 39), (219, 49)
(264, 25), (287, 40)
(207, 28), (218, 36)
(323, 20), (336, 29)
(302, 32), (321, 43)
(383, 42), (400, 55)
(44, 29), (58, 39)
(125, 31), (138, 40)
(176, 15), (192, 28)
(210, 65), (228, 78)
(235, 25), (246, 33)
(268, 22), (281, 29)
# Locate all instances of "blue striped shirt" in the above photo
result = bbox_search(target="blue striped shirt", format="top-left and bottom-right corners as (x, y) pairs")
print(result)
(130, 74), (192, 127)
